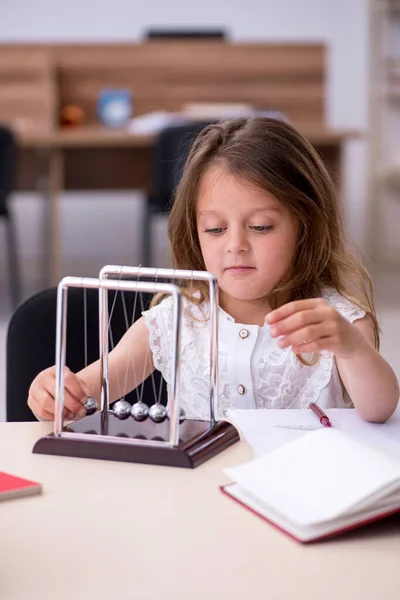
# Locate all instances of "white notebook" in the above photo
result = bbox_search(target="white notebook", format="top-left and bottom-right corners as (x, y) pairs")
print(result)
(227, 406), (400, 459)
(222, 427), (400, 543)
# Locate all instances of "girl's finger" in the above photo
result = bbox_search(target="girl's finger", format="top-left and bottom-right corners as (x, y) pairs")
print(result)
(292, 337), (334, 354)
(270, 308), (326, 337)
(62, 393), (87, 418)
(47, 366), (88, 405)
(30, 396), (75, 421)
(28, 396), (57, 421)
(278, 323), (333, 349)
(266, 298), (323, 324)
(76, 375), (91, 398)
(40, 381), (86, 418)
(64, 369), (88, 405)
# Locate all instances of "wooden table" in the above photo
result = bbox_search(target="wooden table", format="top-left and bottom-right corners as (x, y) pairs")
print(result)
(15, 126), (359, 286)
(0, 421), (399, 600)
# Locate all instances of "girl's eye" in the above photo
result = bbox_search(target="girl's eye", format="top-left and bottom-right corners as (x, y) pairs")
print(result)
(250, 225), (274, 232)
(204, 228), (225, 235)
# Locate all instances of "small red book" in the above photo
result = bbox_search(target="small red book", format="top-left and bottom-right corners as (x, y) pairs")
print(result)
(0, 471), (42, 502)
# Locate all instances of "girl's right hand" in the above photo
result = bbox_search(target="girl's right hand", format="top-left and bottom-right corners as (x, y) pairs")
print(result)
(27, 366), (91, 421)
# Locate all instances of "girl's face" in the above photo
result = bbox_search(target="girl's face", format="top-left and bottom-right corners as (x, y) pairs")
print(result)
(196, 164), (298, 319)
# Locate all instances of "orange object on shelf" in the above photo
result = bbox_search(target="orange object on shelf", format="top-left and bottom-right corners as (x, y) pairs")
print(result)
(60, 104), (85, 128)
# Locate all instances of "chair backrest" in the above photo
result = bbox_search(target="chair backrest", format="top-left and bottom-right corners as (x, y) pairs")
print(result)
(6, 286), (166, 421)
(150, 120), (213, 212)
(0, 125), (16, 217)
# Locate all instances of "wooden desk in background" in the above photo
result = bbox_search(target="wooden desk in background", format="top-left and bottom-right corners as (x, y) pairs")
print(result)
(0, 421), (399, 600)
(15, 126), (357, 285)
(0, 41), (360, 283)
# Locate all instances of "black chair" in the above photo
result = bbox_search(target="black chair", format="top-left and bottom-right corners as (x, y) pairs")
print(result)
(0, 125), (21, 308)
(143, 120), (212, 265)
(6, 285), (167, 422)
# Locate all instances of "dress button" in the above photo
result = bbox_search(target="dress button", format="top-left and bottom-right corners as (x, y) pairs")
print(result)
(237, 384), (245, 395)
(239, 328), (249, 339)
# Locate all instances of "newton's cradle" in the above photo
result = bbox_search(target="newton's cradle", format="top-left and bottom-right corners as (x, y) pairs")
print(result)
(33, 265), (240, 467)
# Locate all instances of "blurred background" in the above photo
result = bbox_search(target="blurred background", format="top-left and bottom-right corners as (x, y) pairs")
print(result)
(0, 0), (399, 420)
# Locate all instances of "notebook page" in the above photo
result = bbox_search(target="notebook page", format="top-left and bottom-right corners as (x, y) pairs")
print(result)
(227, 406), (400, 459)
(226, 409), (316, 455)
(327, 408), (400, 458)
(225, 428), (400, 527)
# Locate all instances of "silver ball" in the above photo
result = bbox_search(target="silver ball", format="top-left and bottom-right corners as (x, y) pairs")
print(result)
(148, 403), (168, 423)
(168, 406), (186, 423)
(112, 400), (131, 420)
(130, 401), (149, 421)
(84, 396), (98, 416)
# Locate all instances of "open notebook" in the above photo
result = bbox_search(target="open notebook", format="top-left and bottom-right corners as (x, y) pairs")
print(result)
(222, 428), (400, 543)
(227, 406), (400, 460)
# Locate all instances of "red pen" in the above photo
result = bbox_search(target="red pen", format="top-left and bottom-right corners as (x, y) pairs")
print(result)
(309, 402), (332, 428)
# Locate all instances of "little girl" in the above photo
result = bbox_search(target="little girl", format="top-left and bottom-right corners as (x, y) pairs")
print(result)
(28, 117), (399, 423)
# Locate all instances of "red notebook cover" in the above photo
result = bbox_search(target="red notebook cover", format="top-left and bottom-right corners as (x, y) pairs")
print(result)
(0, 471), (42, 502)
(221, 483), (400, 544)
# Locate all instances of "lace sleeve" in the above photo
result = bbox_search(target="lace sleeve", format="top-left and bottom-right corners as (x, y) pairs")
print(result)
(322, 288), (366, 323)
(142, 296), (174, 384)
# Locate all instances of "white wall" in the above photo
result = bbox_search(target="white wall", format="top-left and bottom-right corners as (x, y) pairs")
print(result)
(0, 0), (371, 291)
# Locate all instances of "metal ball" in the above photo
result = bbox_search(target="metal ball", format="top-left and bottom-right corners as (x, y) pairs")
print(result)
(148, 403), (168, 423)
(84, 396), (98, 416)
(130, 401), (149, 422)
(112, 400), (131, 420)
(168, 406), (186, 423)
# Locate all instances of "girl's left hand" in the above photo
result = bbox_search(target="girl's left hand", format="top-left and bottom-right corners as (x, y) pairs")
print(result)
(266, 298), (363, 359)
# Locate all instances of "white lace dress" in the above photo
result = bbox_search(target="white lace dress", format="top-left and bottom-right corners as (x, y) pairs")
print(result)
(142, 289), (365, 420)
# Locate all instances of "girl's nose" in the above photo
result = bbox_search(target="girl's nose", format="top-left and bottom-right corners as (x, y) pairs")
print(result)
(225, 228), (250, 254)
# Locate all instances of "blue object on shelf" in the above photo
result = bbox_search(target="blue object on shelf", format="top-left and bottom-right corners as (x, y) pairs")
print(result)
(97, 89), (133, 128)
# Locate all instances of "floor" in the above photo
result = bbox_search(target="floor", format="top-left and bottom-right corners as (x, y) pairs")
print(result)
(0, 258), (399, 422)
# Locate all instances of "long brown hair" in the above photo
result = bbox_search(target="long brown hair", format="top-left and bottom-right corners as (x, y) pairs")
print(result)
(166, 117), (379, 348)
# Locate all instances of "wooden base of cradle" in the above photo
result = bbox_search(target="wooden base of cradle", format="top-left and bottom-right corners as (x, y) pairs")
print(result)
(32, 411), (240, 468)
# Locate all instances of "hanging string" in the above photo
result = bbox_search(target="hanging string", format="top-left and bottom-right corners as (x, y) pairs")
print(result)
(120, 265), (143, 405)
(83, 286), (95, 402)
(106, 268), (126, 404)
(83, 286), (88, 370)
(157, 267), (177, 406)
(156, 267), (165, 405)
(144, 267), (159, 403)
(138, 267), (159, 405)
(81, 284), (97, 414)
